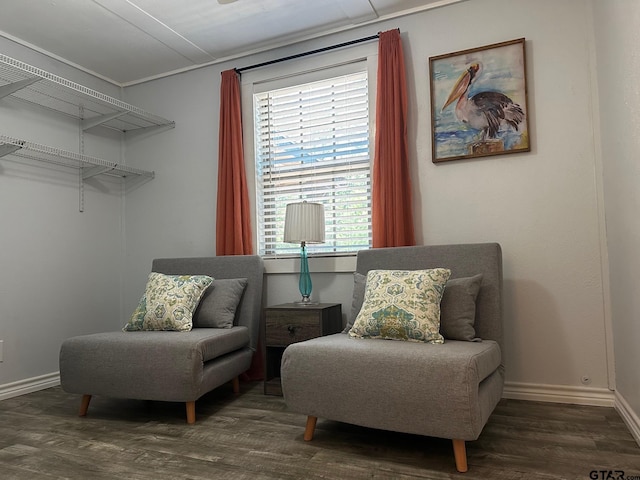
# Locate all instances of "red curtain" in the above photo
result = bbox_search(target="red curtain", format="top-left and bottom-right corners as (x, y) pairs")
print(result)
(217, 69), (263, 381)
(372, 29), (416, 248)
(216, 69), (254, 256)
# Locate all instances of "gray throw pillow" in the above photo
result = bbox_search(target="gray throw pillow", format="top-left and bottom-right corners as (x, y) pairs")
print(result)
(439, 274), (483, 341)
(342, 272), (366, 333)
(193, 278), (248, 328)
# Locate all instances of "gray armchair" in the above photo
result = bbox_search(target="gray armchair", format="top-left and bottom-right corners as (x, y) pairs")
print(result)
(281, 243), (504, 472)
(60, 255), (264, 423)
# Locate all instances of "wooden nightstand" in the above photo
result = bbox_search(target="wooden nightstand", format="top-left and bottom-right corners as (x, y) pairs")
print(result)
(263, 302), (342, 396)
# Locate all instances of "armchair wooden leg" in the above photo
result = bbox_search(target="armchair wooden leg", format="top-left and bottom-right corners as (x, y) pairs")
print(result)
(303, 416), (317, 441)
(79, 395), (92, 417)
(232, 376), (240, 394)
(186, 401), (196, 424)
(452, 439), (468, 473)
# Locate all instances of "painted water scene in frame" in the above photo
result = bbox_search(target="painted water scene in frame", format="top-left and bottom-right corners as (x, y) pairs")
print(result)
(430, 38), (530, 163)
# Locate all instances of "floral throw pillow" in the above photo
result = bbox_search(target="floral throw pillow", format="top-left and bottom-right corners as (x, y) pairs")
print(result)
(123, 272), (213, 332)
(348, 268), (451, 343)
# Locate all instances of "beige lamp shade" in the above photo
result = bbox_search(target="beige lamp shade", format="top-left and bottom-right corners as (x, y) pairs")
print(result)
(284, 202), (325, 244)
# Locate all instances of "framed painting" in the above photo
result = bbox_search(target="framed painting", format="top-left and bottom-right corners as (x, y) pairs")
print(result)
(429, 38), (530, 163)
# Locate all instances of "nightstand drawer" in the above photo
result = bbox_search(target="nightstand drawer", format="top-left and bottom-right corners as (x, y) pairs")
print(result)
(263, 303), (342, 396)
(265, 312), (320, 345)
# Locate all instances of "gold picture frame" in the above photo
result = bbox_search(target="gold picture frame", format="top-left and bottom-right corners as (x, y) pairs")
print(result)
(429, 38), (530, 163)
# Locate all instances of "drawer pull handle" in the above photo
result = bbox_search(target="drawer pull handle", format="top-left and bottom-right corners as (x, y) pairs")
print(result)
(287, 325), (297, 336)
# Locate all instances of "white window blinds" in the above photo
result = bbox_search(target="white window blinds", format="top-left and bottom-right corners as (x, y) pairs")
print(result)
(254, 70), (371, 256)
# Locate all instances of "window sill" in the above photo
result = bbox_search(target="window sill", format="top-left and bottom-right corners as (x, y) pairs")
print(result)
(263, 254), (357, 274)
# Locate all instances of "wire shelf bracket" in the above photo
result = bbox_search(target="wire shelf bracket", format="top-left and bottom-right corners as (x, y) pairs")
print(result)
(0, 76), (42, 99)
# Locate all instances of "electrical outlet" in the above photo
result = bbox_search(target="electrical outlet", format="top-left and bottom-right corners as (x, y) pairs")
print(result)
(0, 340), (3, 362)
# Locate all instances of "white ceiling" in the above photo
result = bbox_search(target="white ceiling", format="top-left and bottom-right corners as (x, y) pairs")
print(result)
(0, 0), (463, 86)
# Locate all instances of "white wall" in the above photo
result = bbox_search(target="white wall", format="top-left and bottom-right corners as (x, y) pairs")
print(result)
(0, 38), (126, 390)
(592, 0), (640, 424)
(121, 66), (220, 308)
(408, 0), (610, 394)
(123, 0), (612, 398)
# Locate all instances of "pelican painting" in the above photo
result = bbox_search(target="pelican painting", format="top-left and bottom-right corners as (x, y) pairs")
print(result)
(430, 38), (530, 162)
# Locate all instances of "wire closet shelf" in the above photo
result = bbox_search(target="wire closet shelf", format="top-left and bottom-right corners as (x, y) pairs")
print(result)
(0, 53), (174, 132)
(0, 134), (154, 179)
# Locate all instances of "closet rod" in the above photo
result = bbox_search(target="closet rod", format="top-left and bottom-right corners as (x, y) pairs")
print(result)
(235, 30), (395, 74)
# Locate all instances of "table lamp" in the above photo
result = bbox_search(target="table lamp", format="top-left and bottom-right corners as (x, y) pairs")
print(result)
(283, 201), (325, 305)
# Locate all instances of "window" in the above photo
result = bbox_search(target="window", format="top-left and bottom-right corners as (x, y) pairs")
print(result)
(254, 68), (372, 257)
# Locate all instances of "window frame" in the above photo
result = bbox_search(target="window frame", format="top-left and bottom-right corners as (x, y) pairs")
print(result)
(241, 42), (378, 262)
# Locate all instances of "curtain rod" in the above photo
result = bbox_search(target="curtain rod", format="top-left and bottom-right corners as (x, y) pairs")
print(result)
(235, 30), (395, 74)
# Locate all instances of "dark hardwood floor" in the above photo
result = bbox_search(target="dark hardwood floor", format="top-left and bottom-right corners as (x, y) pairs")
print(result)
(1, 382), (639, 479)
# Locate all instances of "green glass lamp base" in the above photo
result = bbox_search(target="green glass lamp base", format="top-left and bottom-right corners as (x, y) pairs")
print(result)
(296, 242), (317, 305)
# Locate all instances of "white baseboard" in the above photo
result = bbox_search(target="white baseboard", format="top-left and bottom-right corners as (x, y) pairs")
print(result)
(0, 372), (60, 401)
(503, 381), (615, 407)
(0, 375), (625, 413)
(614, 391), (640, 446)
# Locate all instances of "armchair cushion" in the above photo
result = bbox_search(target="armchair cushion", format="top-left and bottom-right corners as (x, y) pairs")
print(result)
(194, 278), (248, 328)
(440, 274), (483, 341)
(348, 268), (451, 343)
(123, 272), (213, 332)
(60, 327), (250, 402)
(342, 272), (367, 333)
